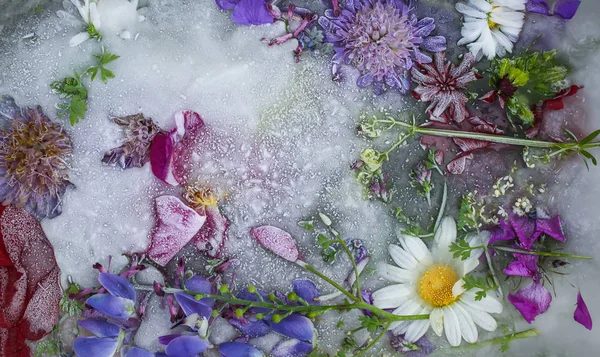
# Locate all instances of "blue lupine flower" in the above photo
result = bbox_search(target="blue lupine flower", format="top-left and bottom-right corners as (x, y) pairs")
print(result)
(86, 273), (137, 319)
(73, 319), (124, 357)
(218, 341), (264, 357)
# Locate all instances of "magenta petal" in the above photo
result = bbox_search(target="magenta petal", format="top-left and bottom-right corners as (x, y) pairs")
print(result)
(292, 279), (319, 305)
(271, 339), (313, 357)
(165, 335), (210, 357)
(535, 216), (566, 242)
(508, 282), (552, 323)
(269, 313), (314, 342)
(174, 292), (213, 318)
(86, 294), (135, 319)
(503, 254), (539, 278)
(574, 292), (593, 330)
(150, 132), (178, 186)
(250, 226), (299, 262)
(73, 336), (119, 357)
(98, 273), (136, 301)
(146, 196), (206, 266)
(193, 205), (229, 258)
(77, 319), (120, 338)
(511, 215), (540, 249)
(489, 220), (516, 245)
(218, 342), (264, 357)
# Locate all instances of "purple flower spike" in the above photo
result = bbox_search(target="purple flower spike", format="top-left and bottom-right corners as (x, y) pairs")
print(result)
(228, 317), (271, 338)
(535, 216), (566, 242)
(574, 292), (593, 330)
(86, 294), (135, 320)
(232, 0), (275, 26)
(73, 336), (119, 357)
(124, 346), (155, 357)
(508, 282), (552, 323)
(292, 279), (319, 304)
(98, 273), (136, 301)
(174, 292), (213, 318)
(503, 254), (539, 279)
(218, 342), (264, 357)
(78, 319), (120, 338)
(165, 335), (210, 357)
(270, 313), (314, 342)
(271, 338), (313, 357)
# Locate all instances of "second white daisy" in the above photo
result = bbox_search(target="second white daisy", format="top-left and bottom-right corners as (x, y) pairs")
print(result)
(372, 217), (502, 346)
(455, 0), (527, 60)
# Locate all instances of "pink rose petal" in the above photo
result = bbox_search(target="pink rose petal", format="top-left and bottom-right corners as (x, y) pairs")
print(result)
(193, 205), (229, 258)
(574, 292), (592, 330)
(250, 226), (299, 262)
(146, 196), (206, 266)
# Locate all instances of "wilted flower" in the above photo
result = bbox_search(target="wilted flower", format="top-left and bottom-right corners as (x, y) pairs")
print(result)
(411, 52), (479, 123)
(0, 96), (73, 219)
(359, 148), (383, 173)
(102, 113), (164, 169)
(455, 0), (527, 60)
(319, 0), (446, 94)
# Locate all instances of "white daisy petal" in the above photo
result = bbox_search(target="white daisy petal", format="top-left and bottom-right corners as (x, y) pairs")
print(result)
(452, 279), (466, 297)
(459, 301), (498, 332)
(492, 0), (527, 11)
(379, 263), (416, 283)
(69, 32), (90, 47)
(400, 234), (432, 263)
(462, 257), (480, 275)
(456, 3), (486, 18)
(443, 306), (462, 347)
(404, 308), (432, 342)
(372, 284), (412, 309)
(453, 303), (478, 343)
(434, 217), (457, 249)
(461, 291), (504, 314)
(89, 2), (101, 29)
(469, 0), (493, 12)
(429, 308), (444, 336)
(389, 244), (417, 270)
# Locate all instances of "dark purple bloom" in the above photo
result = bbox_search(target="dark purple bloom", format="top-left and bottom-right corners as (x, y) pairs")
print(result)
(507, 281), (552, 323)
(574, 292), (593, 330)
(102, 113), (163, 169)
(218, 341), (264, 357)
(230, 0), (275, 26)
(319, 0), (446, 94)
(0, 96), (73, 219)
(526, 0), (580, 19)
(271, 338), (313, 357)
(73, 319), (122, 357)
(228, 317), (271, 338)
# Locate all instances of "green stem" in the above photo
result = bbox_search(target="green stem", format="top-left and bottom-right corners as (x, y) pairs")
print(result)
(433, 181), (447, 233)
(304, 263), (359, 302)
(483, 245), (503, 298)
(353, 322), (392, 357)
(491, 246), (593, 260)
(334, 237), (362, 300)
(382, 133), (411, 159)
(455, 328), (540, 350)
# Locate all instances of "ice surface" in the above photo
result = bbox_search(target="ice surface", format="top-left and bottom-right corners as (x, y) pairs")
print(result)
(1, 0), (600, 355)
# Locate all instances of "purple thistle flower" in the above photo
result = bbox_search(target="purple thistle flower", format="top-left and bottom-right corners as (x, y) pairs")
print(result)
(0, 96), (73, 219)
(102, 113), (164, 169)
(319, 0), (446, 94)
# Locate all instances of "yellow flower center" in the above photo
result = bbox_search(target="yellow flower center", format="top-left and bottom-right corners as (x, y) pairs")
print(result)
(487, 7), (499, 29)
(184, 186), (219, 208)
(418, 265), (460, 307)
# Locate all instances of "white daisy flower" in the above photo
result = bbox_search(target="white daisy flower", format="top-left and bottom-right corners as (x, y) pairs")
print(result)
(372, 217), (502, 346)
(61, 0), (146, 47)
(455, 0), (527, 60)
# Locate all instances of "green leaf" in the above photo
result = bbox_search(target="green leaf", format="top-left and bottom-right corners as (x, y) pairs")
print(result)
(508, 67), (530, 86)
(580, 150), (597, 165)
(316, 234), (330, 250)
(69, 97), (87, 126)
(579, 129), (600, 145)
(298, 220), (315, 231)
(563, 128), (579, 142)
(359, 315), (382, 333)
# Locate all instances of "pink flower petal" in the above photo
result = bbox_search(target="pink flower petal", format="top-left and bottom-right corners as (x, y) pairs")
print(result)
(508, 281), (552, 323)
(150, 133), (178, 186)
(574, 292), (592, 330)
(193, 205), (229, 259)
(250, 226), (299, 262)
(447, 153), (473, 174)
(146, 196), (206, 266)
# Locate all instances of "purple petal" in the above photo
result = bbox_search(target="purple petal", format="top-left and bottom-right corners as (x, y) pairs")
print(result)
(184, 275), (212, 295)
(489, 220), (516, 245)
(250, 226), (300, 262)
(293, 279), (319, 304)
(174, 292), (213, 318)
(73, 336), (119, 357)
(218, 342), (264, 357)
(165, 335), (210, 357)
(98, 273), (136, 301)
(420, 36), (447, 53)
(413, 17), (435, 37)
(269, 313), (314, 342)
(150, 132), (178, 186)
(503, 254), (539, 278)
(271, 339), (313, 357)
(216, 0), (238, 10)
(553, 0), (580, 19)
(86, 294), (135, 319)
(535, 216), (566, 242)
(228, 317), (271, 337)
(526, 0), (550, 15)
(77, 319), (120, 338)
(159, 334), (182, 346)
(124, 346), (155, 357)
(356, 73), (374, 88)
(507, 282), (552, 323)
(574, 292), (593, 330)
(232, 0), (274, 26)
(511, 216), (541, 249)
(146, 195), (206, 266)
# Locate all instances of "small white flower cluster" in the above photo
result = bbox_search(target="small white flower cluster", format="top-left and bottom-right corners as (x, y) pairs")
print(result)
(522, 147), (537, 168)
(513, 197), (533, 216)
(492, 175), (514, 198)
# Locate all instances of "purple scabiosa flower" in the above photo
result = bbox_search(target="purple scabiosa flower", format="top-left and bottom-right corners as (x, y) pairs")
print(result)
(0, 96), (73, 219)
(102, 113), (164, 169)
(319, 0), (446, 94)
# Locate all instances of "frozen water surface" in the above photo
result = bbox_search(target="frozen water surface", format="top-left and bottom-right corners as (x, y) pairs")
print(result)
(1, 0), (600, 356)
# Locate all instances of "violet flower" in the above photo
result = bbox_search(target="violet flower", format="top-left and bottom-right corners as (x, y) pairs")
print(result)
(216, 0), (275, 26)
(0, 96), (73, 219)
(73, 319), (124, 357)
(86, 273), (137, 320)
(526, 0), (581, 19)
(319, 0), (446, 94)
(489, 215), (566, 250)
(574, 292), (593, 330)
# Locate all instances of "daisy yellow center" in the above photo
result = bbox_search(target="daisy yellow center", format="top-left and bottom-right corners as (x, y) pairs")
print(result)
(487, 7), (499, 29)
(418, 265), (459, 307)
